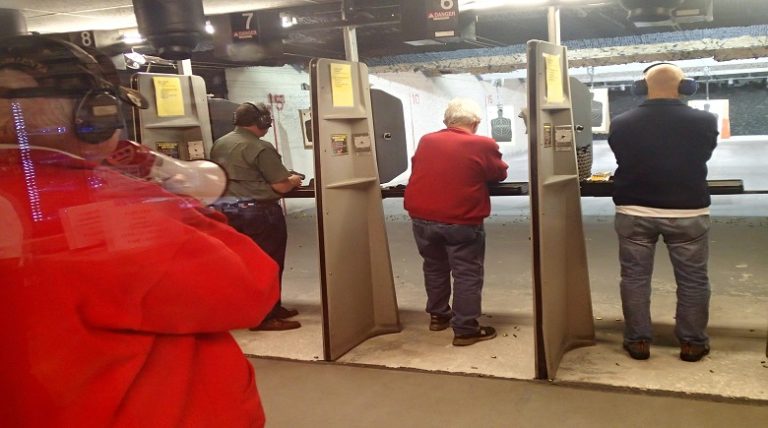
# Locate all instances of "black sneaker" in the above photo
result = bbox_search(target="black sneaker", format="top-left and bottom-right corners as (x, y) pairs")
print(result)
(453, 326), (497, 346)
(680, 342), (710, 362)
(429, 314), (451, 331)
(623, 340), (650, 360)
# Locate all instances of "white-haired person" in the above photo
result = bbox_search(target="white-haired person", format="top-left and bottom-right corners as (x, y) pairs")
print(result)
(404, 98), (508, 346)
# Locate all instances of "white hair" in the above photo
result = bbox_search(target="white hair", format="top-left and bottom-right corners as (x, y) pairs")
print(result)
(443, 98), (483, 127)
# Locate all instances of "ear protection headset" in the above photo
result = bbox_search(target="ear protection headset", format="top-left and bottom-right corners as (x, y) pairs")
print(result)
(232, 101), (272, 129)
(74, 45), (127, 144)
(46, 40), (126, 144)
(0, 35), (126, 144)
(632, 62), (698, 97)
(74, 89), (125, 144)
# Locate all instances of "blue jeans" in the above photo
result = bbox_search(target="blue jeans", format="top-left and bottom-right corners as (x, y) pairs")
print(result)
(614, 213), (711, 346)
(411, 218), (486, 336)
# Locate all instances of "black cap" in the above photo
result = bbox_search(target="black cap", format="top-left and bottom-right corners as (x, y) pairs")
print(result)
(0, 34), (148, 109)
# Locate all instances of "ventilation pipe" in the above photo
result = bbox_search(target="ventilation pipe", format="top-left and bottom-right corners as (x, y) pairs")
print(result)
(132, 0), (206, 60)
(619, 0), (685, 24)
(0, 9), (28, 37)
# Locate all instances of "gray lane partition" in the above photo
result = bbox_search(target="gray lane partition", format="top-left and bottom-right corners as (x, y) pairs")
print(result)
(131, 73), (213, 160)
(569, 77), (594, 180)
(527, 40), (595, 380)
(309, 58), (401, 361)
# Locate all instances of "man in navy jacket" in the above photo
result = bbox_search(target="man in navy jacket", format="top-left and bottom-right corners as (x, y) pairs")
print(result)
(608, 63), (718, 362)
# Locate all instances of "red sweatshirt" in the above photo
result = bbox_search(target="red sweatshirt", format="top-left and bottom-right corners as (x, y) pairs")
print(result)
(404, 127), (508, 224)
(0, 147), (279, 427)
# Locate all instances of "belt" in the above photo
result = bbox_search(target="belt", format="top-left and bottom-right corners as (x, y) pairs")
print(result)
(213, 199), (278, 210)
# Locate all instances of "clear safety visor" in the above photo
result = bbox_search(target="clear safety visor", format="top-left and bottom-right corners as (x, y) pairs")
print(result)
(0, 100), (227, 264)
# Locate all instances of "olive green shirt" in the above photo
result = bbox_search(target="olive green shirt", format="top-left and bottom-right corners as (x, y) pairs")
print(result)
(210, 127), (291, 201)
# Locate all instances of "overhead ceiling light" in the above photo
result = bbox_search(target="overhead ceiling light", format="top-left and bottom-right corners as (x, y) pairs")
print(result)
(281, 15), (297, 28)
(460, 0), (548, 10)
(124, 51), (146, 69)
(121, 31), (144, 45)
(205, 20), (215, 34)
(460, 0), (603, 9)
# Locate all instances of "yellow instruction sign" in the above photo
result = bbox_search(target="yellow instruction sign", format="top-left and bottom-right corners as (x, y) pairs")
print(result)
(543, 53), (564, 104)
(330, 63), (354, 107)
(153, 76), (185, 117)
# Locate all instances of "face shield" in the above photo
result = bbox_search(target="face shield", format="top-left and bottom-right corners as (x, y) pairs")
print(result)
(0, 35), (228, 269)
(103, 140), (227, 206)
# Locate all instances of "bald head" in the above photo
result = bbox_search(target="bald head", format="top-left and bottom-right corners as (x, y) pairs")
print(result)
(645, 64), (684, 99)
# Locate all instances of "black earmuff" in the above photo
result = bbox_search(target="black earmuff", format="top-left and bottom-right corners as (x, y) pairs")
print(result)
(233, 101), (272, 129)
(74, 89), (125, 144)
(632, 63), (698, 96)
(0, 35), (141, 145)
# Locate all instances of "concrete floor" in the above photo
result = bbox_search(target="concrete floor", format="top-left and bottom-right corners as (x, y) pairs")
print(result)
(235, 204), (768, 403)
(250, 357), (768, 428)
(236, 138), (768, 410)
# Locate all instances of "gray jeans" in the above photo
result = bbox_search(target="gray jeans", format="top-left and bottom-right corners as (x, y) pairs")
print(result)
(411, 218), (486, 335)
(614, 213), (711, 346)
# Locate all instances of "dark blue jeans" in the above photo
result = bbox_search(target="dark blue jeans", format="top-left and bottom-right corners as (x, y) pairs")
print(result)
(411, 218), (486, 336)
(614, 213), (711, 346)
(221, 202), (287, 320)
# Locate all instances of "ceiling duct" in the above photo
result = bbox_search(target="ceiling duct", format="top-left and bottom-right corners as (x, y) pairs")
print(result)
(619, 0), (685, 27)
(672, 0), (714, 24)
(400, 0), (474, 46)
(0, 9), (28, 37)
(132, 0), (206, 60)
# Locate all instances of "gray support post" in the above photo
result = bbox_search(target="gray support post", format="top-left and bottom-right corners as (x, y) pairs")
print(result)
(177, 59), (193, 76)
(342, 26), (359, 62)
(547, 6), (561, 45)
(341, 0), (359, 62)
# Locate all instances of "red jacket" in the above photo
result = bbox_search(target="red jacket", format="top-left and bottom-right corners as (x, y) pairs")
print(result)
(0, 147), (279, 427)
(404, 128), (508, 225)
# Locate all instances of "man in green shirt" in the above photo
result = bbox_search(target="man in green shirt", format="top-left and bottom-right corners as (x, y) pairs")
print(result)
(211, 102), (304, 331)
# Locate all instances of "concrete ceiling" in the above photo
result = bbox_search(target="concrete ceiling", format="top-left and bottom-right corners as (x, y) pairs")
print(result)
(3, 0), (767, 72)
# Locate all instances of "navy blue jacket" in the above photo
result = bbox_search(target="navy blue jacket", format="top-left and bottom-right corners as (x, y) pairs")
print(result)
(608, 99), (718, 209)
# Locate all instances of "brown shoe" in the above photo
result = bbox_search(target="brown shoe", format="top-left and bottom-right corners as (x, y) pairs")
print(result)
(250, 318), (301, 331)
(429, 314), (451, 331)
(680, 342), (710, 362)
(623, 340), (650, 360)
(274, 306), (299, 319)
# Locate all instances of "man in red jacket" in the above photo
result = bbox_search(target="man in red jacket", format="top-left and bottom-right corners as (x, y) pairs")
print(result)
(404, 98), (508, 346)
(0, 35), (278, 427)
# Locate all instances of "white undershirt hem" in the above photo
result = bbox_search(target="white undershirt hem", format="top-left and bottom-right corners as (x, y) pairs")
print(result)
(616, 205), (710, 218)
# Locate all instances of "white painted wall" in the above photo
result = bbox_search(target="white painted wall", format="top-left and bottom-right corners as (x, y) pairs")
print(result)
(225, 65), (314, 183)
(224, 65), (768, 217)
(225, 66), (531, 189)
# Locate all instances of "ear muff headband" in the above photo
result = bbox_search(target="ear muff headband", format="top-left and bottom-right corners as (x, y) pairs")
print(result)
(233, 102), (272, 129)
(632, 63), (698, 96)
(74, 89), (125, 144)
(1, 36), (126, 144)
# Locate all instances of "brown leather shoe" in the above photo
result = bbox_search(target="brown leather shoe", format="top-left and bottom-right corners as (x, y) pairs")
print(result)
(680, 342), (710, 362)
(429, 314), (451, 331)
(273, 306), (299, 319)
(249, 318), (301, 331)
(623, 340), (650, 360)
